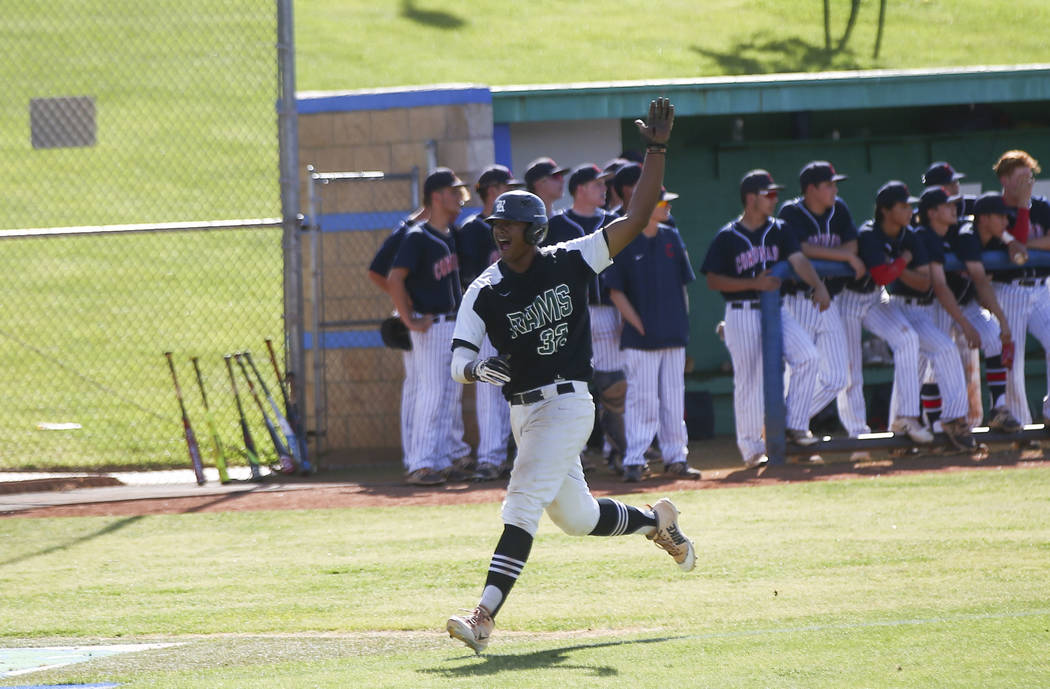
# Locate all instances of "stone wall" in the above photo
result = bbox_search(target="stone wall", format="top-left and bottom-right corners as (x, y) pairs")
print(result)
(295, 86), (493, 465)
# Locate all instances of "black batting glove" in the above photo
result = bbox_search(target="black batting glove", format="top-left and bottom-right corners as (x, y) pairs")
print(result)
(466, 356), (511, 386)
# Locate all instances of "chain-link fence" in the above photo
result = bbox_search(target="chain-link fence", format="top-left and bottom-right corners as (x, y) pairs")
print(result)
(304, 167), (421, 459)
(0, 2), (287, 471)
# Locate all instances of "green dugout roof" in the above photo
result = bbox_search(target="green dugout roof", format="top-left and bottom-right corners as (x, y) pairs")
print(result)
(491, 64), (1050, 122)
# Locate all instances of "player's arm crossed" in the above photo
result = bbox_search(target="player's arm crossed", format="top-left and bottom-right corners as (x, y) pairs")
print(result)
(786, 251), (831, 311)
(799, 238), (867, 280)
(608, 289), (645, 335)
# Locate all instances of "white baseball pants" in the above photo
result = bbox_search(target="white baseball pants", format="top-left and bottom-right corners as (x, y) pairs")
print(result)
(622, 347), (688, 468)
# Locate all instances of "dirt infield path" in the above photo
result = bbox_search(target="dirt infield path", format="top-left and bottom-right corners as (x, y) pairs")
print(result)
(4, 446), (1046, 519)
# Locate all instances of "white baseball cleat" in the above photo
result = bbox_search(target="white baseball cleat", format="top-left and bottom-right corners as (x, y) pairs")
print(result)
(890, 416), (934, 444)
(648, 498), (696, 572)
(446, 605), (494, 655)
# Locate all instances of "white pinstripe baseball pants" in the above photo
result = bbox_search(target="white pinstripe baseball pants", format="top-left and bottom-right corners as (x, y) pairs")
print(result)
(405, 319), (457, 473)
(724, 303), (819, 462)
(895, 300), (968, 421)
(475, 335), (511, 467)
(399, 350), (416, 470)
(993, 282), (1050, 424)
(589, 305), (623, 372)
(927, 301), (1001, 425)
(784, 293), (849, 419)
(622, 347), (688, 468)
(836, 289), (921, 435)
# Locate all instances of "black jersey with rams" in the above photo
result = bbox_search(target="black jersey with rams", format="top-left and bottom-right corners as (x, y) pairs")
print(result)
(452, 230), (613, 398)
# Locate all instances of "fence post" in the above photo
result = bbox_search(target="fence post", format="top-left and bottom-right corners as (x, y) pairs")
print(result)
(760, 284), (788, 464)
(276, 0), (307, 462)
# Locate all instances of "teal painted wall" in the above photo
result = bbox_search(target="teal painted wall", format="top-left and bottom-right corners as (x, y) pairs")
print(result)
(620, 110), (1050, 377)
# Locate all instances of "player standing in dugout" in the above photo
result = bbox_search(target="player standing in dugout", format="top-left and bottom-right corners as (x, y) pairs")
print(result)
(444, 99), (695, 655)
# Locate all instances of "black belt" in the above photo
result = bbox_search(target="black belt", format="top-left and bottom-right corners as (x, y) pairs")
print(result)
(510, 382), (576, 406)
(897, 296), (933, 306)
(993, 277), (1047, 287)
(728, 299), (782, 310)
(414, 311), (456, 323)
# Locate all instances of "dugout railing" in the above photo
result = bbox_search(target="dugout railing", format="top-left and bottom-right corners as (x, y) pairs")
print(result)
(762, 249), (1050, 464)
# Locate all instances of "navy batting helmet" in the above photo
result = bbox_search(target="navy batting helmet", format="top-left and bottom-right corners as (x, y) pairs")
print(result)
(487, 190), (549, 245)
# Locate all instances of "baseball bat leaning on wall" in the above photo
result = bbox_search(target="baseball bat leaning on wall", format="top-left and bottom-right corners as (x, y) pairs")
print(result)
(264, 338), (310, 470)
(235, 352), (295, 474)
(164, 351), (206, 485)
(191, 356), (230, 484)
(247, 349), (310, 475)
(224, 354), (263, 481)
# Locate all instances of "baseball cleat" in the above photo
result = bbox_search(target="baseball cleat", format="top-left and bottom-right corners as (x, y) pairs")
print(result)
(472, 463), (502, 482)
(941, 417), (977, 452)
(785, 428), (819, 446)
(744, 453), (769, 469)
(647, 498), (696, 572)
(405, 467), (446, 486)
(446, 605), (494, 655)
(890, 416), (934, 444)
(664, 461), (701, 480)
(987, 407), (1023, 434)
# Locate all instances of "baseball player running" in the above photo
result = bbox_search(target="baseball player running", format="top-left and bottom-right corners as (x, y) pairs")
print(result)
(838, 182), (933, 444)
(456, 165), (523, 480)
(700, 170), (830, 468)
(777, 161), (863, 430)
(445, 100), (695, 655)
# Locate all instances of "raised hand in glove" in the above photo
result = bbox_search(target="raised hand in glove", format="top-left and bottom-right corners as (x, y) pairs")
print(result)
(466, 356), (511, 386)
(634, 97), (674, 145)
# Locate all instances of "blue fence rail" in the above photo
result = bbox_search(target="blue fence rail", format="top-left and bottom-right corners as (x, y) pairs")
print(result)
(762, 249), (1050, 464)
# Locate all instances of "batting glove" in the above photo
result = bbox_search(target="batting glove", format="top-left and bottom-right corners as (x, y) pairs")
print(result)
(467, 357), (511, 386)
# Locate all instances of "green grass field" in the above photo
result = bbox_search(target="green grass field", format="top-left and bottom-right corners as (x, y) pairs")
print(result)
(0, 227), (285, 472)
(2, 469), (1049, 687)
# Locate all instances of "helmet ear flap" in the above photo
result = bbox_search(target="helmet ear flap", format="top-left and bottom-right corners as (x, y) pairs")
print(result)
(524, 221), (548, 245)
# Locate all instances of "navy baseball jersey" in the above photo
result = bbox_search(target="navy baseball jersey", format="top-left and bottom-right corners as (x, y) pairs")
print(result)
(944, 222), (984, 304)
(777, 197), (857, 295)
(368, 217), (414, 277)
(546, 208), (616, 306)
(456, 213), (499, 290)
(699, 217), (801, 301)
(452, 231), (612, 398)
(604, 224), (695, 349)
(893, 225), (946, 300)
(847, 220), (929, 294)
(391, 222), (463, 314)
(1006, 195), (1050, 278)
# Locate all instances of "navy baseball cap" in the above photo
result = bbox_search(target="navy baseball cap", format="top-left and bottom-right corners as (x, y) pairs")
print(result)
(799, 161), (847, 191)
(613, 162), (642, 197)
(568, 163), (613, 195)
(524, 157), (569, 188)
(875, 181), (919, 208)
(740, 169), (785, 197)
(922, 161), (966, 186)
(423, 167), (467, 199)
(918, 186), (962, 212)
(475, 164), (523, 193)
(973, 192), (1009, 216)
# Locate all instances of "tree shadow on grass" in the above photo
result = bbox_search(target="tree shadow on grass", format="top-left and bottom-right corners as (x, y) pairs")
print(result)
(421, 635), (685, 677)
(692, 33), (863, 75)
(400, 0), (466, 30)
(0, 515), (143, 567)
